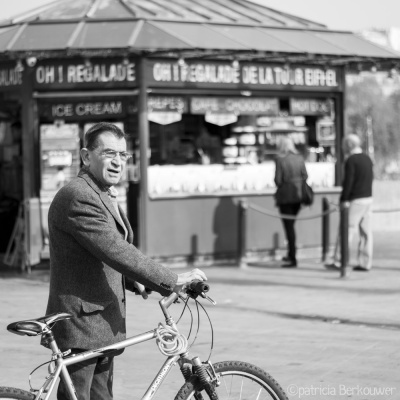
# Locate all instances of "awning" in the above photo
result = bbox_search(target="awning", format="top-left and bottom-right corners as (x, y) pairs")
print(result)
(0, 0), (398, 70)
(2, 20), (398, 60)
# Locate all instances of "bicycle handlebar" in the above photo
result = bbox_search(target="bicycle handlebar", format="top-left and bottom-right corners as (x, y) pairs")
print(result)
(160, 279), (215, 316)
(186, 280), (215, 305)
(187, 280), (210, 295)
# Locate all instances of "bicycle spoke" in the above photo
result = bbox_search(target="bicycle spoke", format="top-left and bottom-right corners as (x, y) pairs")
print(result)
(239, 379), (243, 400)
(255, 387), (262, 400)
(221, 375), (230, 397)
(228, 375), (233, 400)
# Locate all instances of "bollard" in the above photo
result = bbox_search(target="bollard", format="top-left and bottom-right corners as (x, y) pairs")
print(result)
(272, 232), (280, 260)
(321, 197), (330, 262)
(340, 205), (349, 278)
(237, 200), (248, 268)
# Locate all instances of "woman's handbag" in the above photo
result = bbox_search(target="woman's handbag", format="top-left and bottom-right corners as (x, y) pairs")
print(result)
(302, 181), (314, 206)
(274, 182), (298, 205)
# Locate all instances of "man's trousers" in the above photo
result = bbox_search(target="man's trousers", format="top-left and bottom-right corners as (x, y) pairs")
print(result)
(333, 198), (373, 269)
(57, 349), (114, 400)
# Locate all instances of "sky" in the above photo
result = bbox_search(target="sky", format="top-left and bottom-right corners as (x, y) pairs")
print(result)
(1, 0), (400, 32)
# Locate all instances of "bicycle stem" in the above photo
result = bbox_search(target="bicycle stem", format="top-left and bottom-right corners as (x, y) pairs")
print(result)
(159, 292), (179, 329)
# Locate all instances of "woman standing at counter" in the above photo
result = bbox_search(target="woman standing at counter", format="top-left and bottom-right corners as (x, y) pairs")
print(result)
(274, 137), (308, 267)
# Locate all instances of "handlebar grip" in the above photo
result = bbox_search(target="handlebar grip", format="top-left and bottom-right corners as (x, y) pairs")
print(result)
(188, 280), (210, 294)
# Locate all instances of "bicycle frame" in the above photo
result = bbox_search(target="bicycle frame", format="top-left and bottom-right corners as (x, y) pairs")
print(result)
(35, 293), (191, 400)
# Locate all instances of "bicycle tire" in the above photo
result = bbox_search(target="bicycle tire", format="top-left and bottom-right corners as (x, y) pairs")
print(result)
(174, 361), (289, 400)
(0, 387), (35, 400)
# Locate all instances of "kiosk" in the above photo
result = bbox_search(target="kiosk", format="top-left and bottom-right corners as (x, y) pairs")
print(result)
(0, 0), (398, 264)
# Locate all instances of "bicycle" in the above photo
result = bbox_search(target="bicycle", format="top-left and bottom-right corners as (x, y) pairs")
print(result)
(0, 280), (288, 400)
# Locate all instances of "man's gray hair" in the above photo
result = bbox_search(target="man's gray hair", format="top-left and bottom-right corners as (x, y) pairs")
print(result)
(343, 134), (361, 151)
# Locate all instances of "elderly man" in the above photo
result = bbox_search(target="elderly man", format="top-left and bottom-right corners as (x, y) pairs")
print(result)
(44, 122), (206, 400)
(326, 133), (374, 272)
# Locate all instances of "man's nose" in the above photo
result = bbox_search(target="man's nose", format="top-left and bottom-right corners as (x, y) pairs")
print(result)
(111, 155), (122, 165)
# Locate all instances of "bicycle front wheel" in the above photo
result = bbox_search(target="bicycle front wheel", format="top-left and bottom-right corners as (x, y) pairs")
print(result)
(175, 361), (288, 400)
(0, 387), (34, 400)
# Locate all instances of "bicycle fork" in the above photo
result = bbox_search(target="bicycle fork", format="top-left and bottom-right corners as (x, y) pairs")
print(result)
(179, 355), (221, 400)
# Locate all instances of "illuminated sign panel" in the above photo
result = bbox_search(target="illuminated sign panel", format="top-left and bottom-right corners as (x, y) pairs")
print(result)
(33, 59), (136, 89)
(190, 97), (279, 115)
(147, 60), (342, 91)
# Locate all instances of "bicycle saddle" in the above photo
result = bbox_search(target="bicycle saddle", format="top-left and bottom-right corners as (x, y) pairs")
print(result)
(7, 312), (72, 337)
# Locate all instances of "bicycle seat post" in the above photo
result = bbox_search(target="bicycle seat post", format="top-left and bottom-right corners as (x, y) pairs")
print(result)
(42, 327), (63, 359)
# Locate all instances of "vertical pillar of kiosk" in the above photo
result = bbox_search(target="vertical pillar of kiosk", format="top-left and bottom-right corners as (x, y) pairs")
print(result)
(138, 57), (149, 253)
(321, 197), (330, 262)
(238, 200), (248, 268)
(340, 205), (349, 278)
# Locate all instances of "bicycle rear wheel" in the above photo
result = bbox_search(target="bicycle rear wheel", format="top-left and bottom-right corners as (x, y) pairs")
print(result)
(0, 387), (34, 400)
(175, 361), (288, 400)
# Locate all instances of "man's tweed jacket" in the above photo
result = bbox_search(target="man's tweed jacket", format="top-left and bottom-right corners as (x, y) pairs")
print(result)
(44, 168), (178, 352)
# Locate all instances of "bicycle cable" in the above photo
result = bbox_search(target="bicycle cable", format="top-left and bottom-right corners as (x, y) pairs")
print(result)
(28, 360), (54, 392)
(187, 300), (201, 350)
(155, 323), (188, 356)
(195, 299), (215, 362)
(177, 296), (193, 338)
(167, 292), (215, 361)
(176, 296), (195, 342)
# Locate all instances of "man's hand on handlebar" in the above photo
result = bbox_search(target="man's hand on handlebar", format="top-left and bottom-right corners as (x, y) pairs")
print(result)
(173, 268), (207, 294)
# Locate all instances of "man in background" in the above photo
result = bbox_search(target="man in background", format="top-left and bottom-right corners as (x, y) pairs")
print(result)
(326, 134), (374, 271)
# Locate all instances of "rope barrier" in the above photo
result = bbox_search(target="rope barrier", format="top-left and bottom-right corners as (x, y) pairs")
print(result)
(372, 208), (400, 213)
(247, 203), (339, 221)
(326, 203), (400, 214)
(247, 201), (400, 221)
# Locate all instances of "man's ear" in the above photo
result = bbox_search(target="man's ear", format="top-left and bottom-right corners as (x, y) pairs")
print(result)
(80, 148), (90, 166)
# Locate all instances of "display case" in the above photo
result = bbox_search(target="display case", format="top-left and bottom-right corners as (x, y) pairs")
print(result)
(147, 95), (337, 198)
(148, 162), (335, 198)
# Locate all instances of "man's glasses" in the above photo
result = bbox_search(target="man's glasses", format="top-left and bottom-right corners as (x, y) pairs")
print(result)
(99, 149), (132, 161)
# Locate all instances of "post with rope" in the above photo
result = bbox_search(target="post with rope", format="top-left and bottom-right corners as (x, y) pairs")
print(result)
(340, 205), (349, 277)
(237, 200), (248, 268)
(321, 197), (330, 262)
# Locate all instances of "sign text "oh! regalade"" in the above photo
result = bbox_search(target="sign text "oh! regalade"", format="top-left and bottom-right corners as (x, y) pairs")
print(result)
(151, 62), (339, 89)
(0, 66), (23, 88)
(33, 60), (136, 89)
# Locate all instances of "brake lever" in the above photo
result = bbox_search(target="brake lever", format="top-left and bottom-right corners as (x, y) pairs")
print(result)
(199, 292), (217, 306)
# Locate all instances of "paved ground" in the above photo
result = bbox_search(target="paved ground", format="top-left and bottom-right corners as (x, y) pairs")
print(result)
(0, 231), (399, 400)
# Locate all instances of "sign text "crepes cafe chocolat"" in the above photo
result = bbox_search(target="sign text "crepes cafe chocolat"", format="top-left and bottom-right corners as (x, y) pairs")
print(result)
(150, 62), (340, 89)
(34, 61), (135, 88)
(191, 97), (279, 115)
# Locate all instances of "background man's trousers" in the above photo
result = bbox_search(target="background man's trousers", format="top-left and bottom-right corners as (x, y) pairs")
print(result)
(333, 198), (373, 269)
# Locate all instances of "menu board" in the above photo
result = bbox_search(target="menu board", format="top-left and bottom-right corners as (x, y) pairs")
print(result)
(191, 97), (279, 115)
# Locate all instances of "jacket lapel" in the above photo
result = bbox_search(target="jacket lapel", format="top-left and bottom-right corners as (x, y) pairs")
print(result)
(78, 168), (129, 237)
(119, 207), (134, 244)
(99, 191), (126, 230)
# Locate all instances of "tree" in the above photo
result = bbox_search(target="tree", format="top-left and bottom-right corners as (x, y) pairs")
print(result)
(346, 74), (400, 178)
